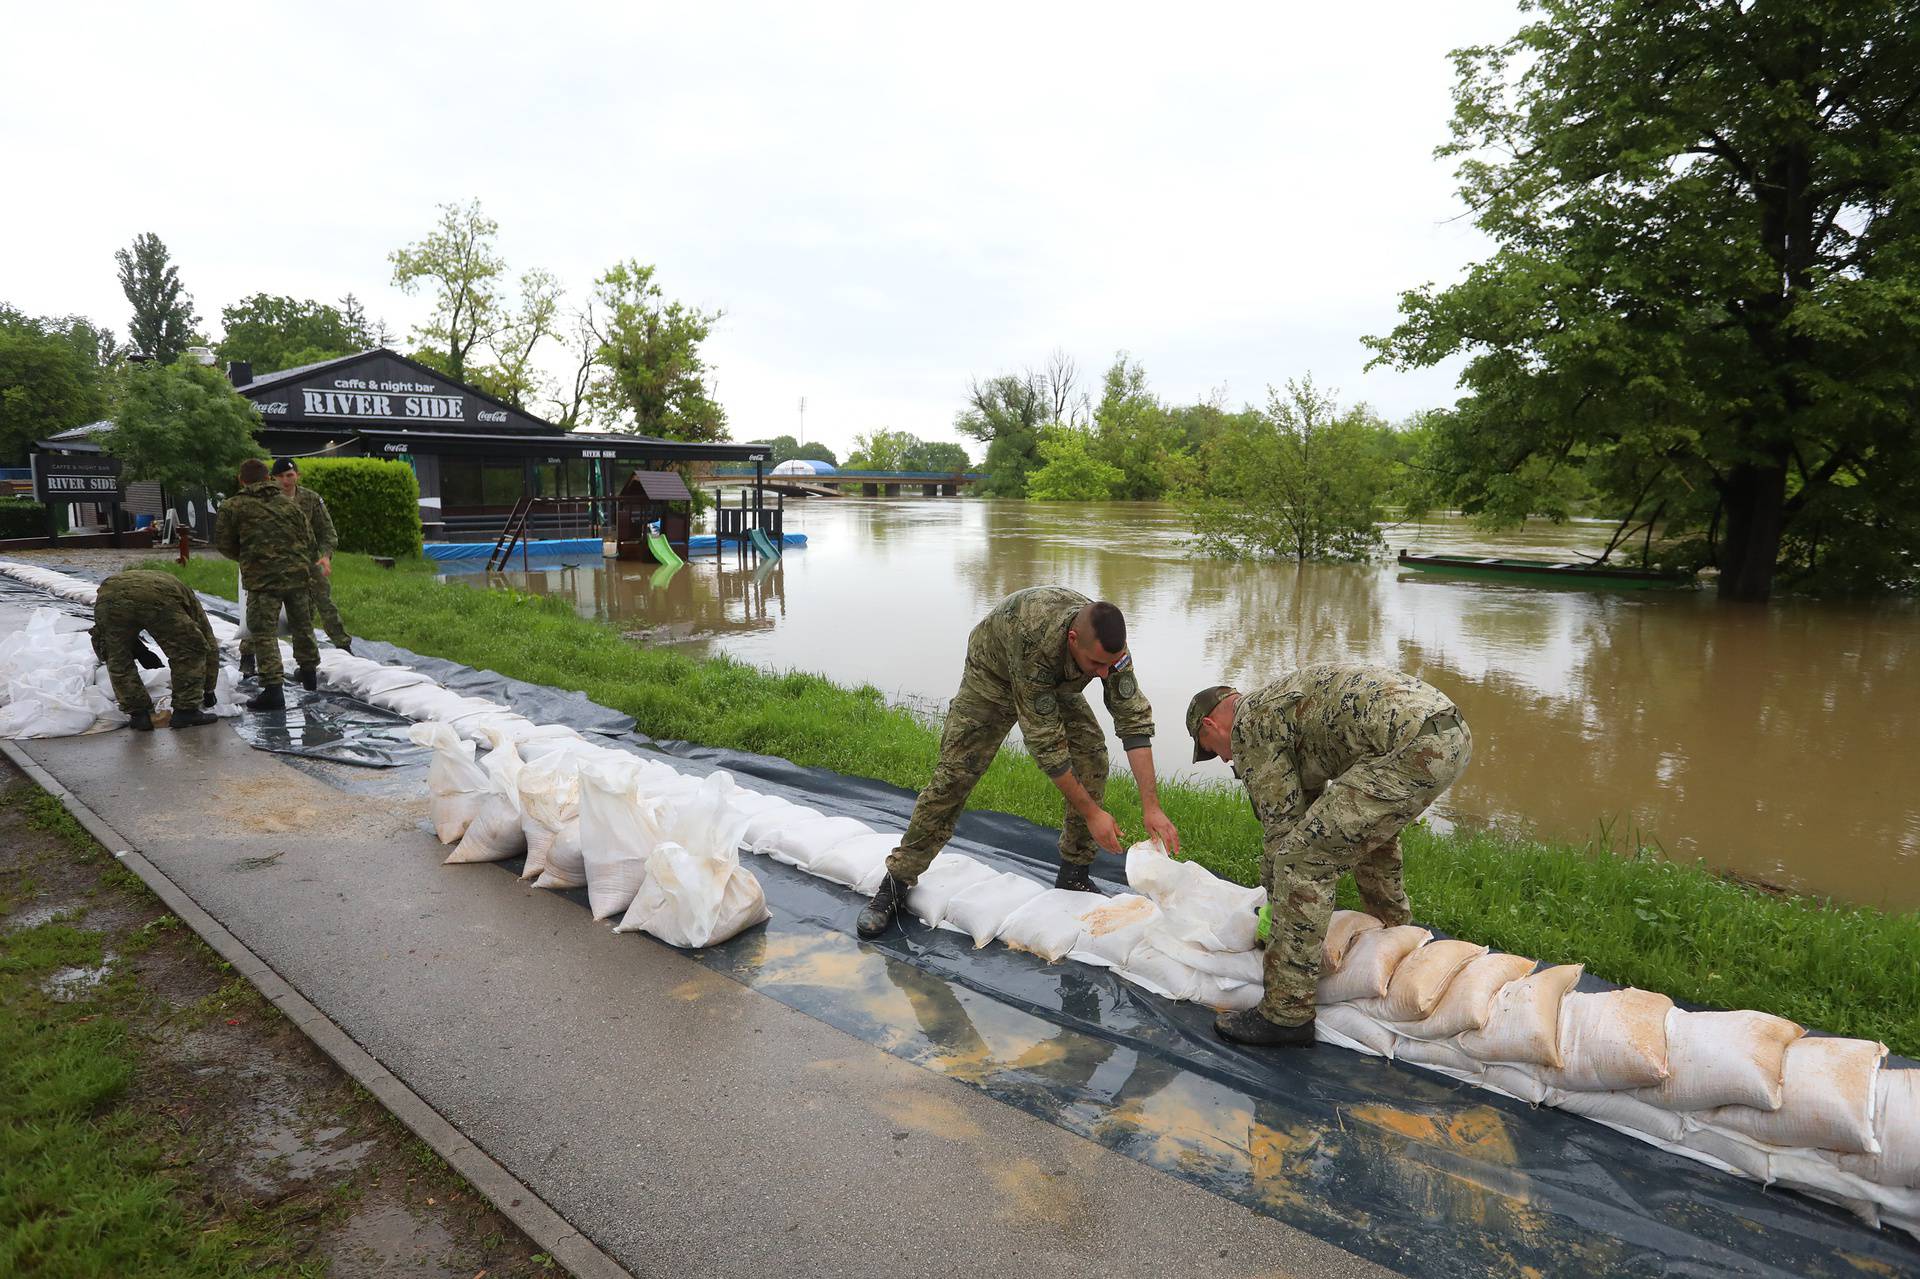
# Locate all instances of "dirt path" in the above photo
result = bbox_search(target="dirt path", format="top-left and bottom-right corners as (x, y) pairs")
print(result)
(0, 755), (560, 1278)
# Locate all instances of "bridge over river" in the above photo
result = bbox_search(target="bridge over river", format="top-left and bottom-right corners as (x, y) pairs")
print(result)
(699, 467), (981, 498)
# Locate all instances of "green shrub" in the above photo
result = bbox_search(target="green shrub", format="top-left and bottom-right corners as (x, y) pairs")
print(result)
(298, 458), (423, 556)
(0, 498), (48, 540)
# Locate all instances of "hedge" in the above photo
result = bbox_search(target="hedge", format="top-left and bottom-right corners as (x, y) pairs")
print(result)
(297, 458), (423, 557)
(0, 499), (48, 540)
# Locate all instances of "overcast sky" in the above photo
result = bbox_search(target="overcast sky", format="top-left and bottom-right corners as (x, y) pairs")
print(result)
(2, 1), (1526, 458)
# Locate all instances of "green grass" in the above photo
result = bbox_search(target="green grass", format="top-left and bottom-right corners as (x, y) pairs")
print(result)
(163, 554), (1920, 1056)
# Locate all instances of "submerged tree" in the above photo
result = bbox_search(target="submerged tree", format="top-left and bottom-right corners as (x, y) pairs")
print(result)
(1367, 0), (1920, 599)
(1026, 426), (1123, 501)
(114, 232), (196, 364)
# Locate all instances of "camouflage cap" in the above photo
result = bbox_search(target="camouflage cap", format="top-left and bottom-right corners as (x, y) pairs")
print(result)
(1186, 684), (1236, 762)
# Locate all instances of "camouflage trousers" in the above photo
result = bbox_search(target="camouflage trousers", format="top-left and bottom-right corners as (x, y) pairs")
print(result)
(885, 688), (1108, 885)
(1260, 717), (1473, 1026)
(94, 601), (216, 716)
(243, 587), (319, 687)
(241, 562), (346, 655)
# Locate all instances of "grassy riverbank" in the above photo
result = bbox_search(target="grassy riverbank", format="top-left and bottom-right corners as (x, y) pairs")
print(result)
(164, 553), (1920, 1057)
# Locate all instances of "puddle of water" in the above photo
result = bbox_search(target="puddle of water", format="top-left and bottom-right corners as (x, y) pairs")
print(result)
(325, 1194), (461, 1279)
(42, 956), (113, 1000)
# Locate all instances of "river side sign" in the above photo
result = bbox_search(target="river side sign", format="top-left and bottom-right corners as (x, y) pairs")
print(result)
(240, 350), (550, 436)
(31, 454), (123, 505)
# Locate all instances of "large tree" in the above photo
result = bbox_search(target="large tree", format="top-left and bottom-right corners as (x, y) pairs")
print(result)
(468, 268), (564, 410)
(215, 294), (360, 374)
(389, 199), (505, 380)
(1368, 0), (1920, 599)
(1026, 426), (1122, 501)
(586, 260), (727, 441)
(102, 362), (265, 498)
(114, 232), (196, 364)
(760, 434), (839, 467)
(0, 306), (117, 463)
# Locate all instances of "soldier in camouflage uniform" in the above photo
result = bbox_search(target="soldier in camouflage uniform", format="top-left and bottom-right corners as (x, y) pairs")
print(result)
(1187, 664), (1472, 1047)
(240, 458), (351, 672)
(90, 569), (222, 732)
(858, 586), (1180, 939)
(215, 457), (319, 712)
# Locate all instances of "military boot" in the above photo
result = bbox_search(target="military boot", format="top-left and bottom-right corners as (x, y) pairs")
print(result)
(238, 650), (256, 678)
(127, 711), (154, 732)
(246, 684), (286, 712)
(1215, 1009), (1316, 1048)
(1053, 862), (1106, 895)
(170, 707), (218, 729)
(338, 638), (353, 655)
(296, 667), (318, 692)
(857, 874), (911, 939)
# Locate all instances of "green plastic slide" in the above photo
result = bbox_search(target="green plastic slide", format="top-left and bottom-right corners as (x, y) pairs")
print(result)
(749, 527), (781, 560)
(646, 527), (684, 569)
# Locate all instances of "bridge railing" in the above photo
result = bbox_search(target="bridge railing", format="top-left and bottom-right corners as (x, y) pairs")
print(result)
(707, 468), (981, 481)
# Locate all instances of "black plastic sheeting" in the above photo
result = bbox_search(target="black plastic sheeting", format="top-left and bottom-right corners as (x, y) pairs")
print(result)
(7, 565), (1917, 1275)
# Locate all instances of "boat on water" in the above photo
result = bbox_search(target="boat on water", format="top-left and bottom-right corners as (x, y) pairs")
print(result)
(1395, 550), (1696, 590)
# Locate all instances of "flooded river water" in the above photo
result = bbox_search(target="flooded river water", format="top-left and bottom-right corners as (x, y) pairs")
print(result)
(445, 499), (1920, 910)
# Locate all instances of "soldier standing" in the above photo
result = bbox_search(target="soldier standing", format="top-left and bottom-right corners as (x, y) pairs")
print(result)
(215, 457), (319, 712)
(90, 569), (222, 731)
(1186, 664), (1472, 1047)
(240, 457), (351, 674)
(858, 587), (1180, 939)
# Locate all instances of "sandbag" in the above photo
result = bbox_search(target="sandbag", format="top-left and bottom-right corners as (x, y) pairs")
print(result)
(1536, 988), (1673, 1092)
(743, 804), (821, 850)
(997, 889), (1104, 963)
(1126, 843), (1263, 952)
(1548, 1087), (1688, 1145)
(905, 856), (1001, 929)
(1712, 1037), (1888, 1155)
(1316, 925), (1431, 1005)
(1114, 941), (1203, 1002)
(1069, 894), (1162, 969)
(1323, 910), (1384, 969)
(1840, 1069), (1920, 1187)
(614, 775), (767, 948)
(1316, 1004), (1397, 1057)
(1456, 963), (1583, 1068)
(940, 872), (1047, 948)
(1359, 938), (1488, 1023)
(412, 722), (490, 843)
(447, 738), (526, 864)
(756, 814), (874, 871)
(1633, 1009), (1804, 1114)
(1394, 1035), (1484, 1079)
(1395, 951), (1537, 1041)
(808, 832), (898, 894)
(1196, 976), (1262, 1012)
(577, 764), (665, 919)
(1148, 934), (1264, 985)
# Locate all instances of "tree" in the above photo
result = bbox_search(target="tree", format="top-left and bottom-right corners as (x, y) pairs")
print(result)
(1182, 377), (1390, 562)
(0, 307), (116, 464)
(587, 260), (727, 441)
(102, 362), (265, 498)
(846, 428), (916, 470)
(389, 199), (504, 380)
(1090, 353), (1186, 500)
(904, 439), (969, 472)
(761, 434), (840, 466)
(468, 268), (563, 410)
(1366, 1), (1920, 600)
(1026, 426), (1123, 501)
(114, 232), (196, 363)
(956, 373), (1047, 496)
(215, 294), (361, 374)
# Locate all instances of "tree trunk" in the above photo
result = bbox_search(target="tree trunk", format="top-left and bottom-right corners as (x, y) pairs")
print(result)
(1717, 462), (1788, 602)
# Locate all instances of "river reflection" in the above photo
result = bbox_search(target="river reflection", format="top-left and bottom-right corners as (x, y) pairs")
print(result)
(443, 500), (1920, 909)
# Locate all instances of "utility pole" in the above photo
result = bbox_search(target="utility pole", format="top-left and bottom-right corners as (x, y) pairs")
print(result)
(798, 396), (807, 446)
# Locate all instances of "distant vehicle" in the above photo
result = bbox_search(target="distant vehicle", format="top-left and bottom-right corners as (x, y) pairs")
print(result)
(770, 459), (838, 476)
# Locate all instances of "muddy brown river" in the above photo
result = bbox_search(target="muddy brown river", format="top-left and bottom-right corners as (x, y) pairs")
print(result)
(445, 499), (1920, 910)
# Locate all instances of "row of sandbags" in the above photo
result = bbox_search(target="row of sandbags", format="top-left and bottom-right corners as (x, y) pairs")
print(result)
(0, 558), (1911, 1240)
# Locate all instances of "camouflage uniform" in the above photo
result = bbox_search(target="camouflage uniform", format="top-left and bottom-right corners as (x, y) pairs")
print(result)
(90, 570), (219, 715)
(1231, 664), (1473, 1026)
(214, 479), (319, 687)
(885, 586), (1155, 885)
(240, 484), (347, 656)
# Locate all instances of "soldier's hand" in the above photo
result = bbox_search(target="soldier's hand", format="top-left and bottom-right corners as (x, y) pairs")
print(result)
(1143, 807), (1180, 857)
(1087, 808), (1124, 855)
(132, 637), (164, 670)
(319, 555), (332, 577)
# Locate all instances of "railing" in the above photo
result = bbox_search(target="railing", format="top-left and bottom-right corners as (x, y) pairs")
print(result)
(707, 468), (981, 481)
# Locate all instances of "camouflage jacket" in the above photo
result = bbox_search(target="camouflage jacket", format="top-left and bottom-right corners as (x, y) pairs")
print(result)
(214, 480), (316, 593)
(1231, 663), (1457, 850)
(90, 569), (215, 656)
(291, 485), (337, 559)
(960, 586), (1155, 778)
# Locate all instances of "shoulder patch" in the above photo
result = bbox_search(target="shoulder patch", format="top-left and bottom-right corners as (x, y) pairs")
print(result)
(1112, 671), (1138, 700)
(1034, 691), (1059, 717)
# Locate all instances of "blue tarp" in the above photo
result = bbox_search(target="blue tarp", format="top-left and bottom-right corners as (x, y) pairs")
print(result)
(424, 533), (808, 562)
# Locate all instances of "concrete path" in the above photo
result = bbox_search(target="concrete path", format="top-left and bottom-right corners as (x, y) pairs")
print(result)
(14, 724), (1395, 1279)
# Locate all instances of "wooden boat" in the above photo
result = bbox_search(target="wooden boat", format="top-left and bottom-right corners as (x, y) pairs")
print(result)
(1395, 550), (1695, 590)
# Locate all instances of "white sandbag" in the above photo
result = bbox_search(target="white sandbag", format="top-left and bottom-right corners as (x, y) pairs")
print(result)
(447, 739), (526, 864)
(1537, 988), (1673, 1092)
(1315, 1004), (1396, 1057)
(1482, 1063), (1552, 1106)
(1395, 1036), (1485, 1080)
(1126, 843), (1263, 952)
(1148, 933), (1264, 985)
(743, 804), (821, 851)
(1316, 925), (1431, 1005)
(411, 722), (490, 843)
(577, 764), (666, 919)
(356, 665), (435, 695)
(905, 856), (1000, 929)
(755, 814), (874, 870)
(656, 770), (753, 858)
(1323, 910), (1385, 968)
(1839, 1068), (1920, 1187)
(940, 872), (1047, 948)
(516, 754), (584, 882)
(1712, 1037), (1888, 1155)
(614, 777), (767, 947)
(1197, 977), (1263, 1012)
(1357, 938), (1488, 1023)
(1457, 963), (1584, 1068)
(1547, 1088), (1688, 1145)
(1678, 1125), (1774, 1182)
(726, 790), (790, 819)
(1114, 941), (1203, 1002)
(997, 889), (1104, 963)
(1633, 1009), (1805, 1114)
(1068, 894), (1162, 969)
(1394, 952), (1537, 1041)
(807, 832), (898, 894)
